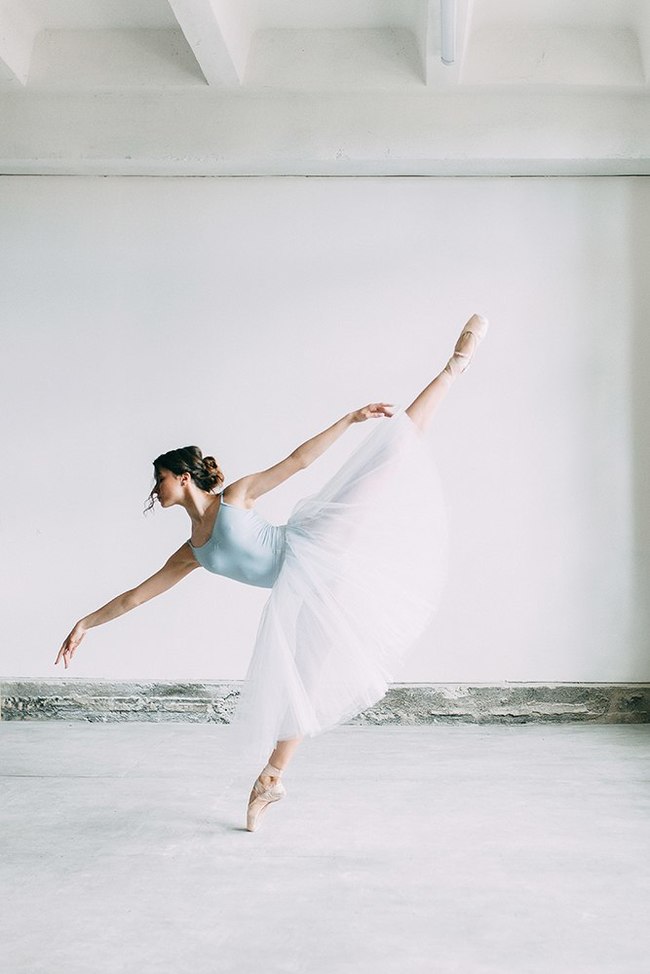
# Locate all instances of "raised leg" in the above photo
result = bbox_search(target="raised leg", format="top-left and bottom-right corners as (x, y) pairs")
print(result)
(406, 313), (489, 433)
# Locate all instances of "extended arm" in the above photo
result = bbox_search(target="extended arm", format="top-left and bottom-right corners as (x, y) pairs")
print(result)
(55, 542), (199, 669)
(230, 403), (394, 503)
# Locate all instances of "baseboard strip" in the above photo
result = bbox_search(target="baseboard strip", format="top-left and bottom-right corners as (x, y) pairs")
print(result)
(1, 680), (649, 723)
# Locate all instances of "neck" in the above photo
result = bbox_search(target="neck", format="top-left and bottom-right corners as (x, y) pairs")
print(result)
(183, 487), (219, 525)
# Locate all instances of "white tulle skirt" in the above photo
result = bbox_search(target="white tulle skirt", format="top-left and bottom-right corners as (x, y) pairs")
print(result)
(226, 408), (449, 766)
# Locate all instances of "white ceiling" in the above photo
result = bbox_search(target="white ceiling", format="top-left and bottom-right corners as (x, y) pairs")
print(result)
(1, 0), (648, 90)
(0, 0), (649, 175)
(8, 0), (648, 32)
(3, 0), (178, 31)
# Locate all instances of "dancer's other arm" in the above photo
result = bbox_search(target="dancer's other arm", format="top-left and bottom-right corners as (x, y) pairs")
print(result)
(55, 542), (199, 670)
(231, 402), (394, 503)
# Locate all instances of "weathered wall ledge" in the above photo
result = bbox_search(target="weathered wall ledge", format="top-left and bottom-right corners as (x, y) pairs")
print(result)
(1, 681), (649, 723)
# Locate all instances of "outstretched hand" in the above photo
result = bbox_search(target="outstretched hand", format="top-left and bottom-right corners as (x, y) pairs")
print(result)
(55, 622), (87, 670)
(350, 403), (395, 423)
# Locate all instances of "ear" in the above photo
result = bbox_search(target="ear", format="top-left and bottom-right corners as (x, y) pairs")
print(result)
(179, 472), (190, 486)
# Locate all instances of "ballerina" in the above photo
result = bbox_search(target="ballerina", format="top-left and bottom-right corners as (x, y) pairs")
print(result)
(55, 313), (489, 831)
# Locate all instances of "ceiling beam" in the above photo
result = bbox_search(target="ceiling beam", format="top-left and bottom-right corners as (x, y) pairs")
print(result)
(167, 0), (250, 86)
(635, 0), (650, 82)
(1, 89), (649, 176)
(0, 3), (38, 86)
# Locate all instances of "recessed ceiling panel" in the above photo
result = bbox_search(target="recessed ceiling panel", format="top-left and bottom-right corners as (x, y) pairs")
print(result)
(247, 0), (422, 30)
(9, 0), (179, 31)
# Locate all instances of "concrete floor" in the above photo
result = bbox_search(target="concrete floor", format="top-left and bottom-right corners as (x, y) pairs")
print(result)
(2, 723), (650, 974)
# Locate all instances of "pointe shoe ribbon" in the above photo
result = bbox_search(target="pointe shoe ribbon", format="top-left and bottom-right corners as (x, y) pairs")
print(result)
(452, 313), (489, 373)
(246, 763), (287, 832)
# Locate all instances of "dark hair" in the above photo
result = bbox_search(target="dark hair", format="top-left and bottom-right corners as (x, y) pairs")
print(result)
(145, 446), (224, 513)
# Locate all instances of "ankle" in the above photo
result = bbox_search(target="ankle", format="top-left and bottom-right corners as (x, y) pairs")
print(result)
(259, 763), (284, 784)
(442, 359), (459, 383)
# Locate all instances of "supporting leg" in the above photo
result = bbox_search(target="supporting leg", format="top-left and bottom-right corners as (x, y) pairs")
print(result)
(254, 737), (302, 810)
(263, 736), (303, 781)
(406, 313), (489, 433)
(246, 736), (303, 832)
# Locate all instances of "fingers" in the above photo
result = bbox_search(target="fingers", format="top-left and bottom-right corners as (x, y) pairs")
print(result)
(55, 631), (83, 668)
(54, 643), (70, 668)
(367, 402), (394, 417)
(353, 402), (395, 422)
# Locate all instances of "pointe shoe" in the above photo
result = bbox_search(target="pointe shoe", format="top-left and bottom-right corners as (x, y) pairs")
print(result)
(246, 762), (286, 832)
(444, 314), (489, 377)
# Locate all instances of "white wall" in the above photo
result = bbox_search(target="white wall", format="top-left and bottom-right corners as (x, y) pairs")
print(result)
(1, 175), (647, 683)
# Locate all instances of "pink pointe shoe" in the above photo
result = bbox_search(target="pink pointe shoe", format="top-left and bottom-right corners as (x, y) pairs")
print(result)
(246, 762), (286, 832)
(444, 313), (490, 378)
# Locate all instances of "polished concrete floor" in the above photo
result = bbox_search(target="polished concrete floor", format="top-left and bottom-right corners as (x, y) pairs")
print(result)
(2, 722), (649, 974)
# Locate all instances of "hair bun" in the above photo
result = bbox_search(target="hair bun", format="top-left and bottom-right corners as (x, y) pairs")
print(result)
(202, 455), (224, 489)
(146, 445), (224, 513)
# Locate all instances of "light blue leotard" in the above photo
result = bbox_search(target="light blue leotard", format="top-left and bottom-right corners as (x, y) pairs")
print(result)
(189, 497), (286, 589)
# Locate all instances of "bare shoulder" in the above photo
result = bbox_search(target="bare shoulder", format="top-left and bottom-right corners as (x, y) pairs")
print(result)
(221, 480), (256, 509)
(223, 452), (303, 504)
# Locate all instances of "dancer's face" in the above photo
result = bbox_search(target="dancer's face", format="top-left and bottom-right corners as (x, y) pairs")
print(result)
(154, 467), (186, 508)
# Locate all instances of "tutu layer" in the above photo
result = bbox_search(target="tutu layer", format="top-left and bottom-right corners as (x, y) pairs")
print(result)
(226, 408), (448, 765)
